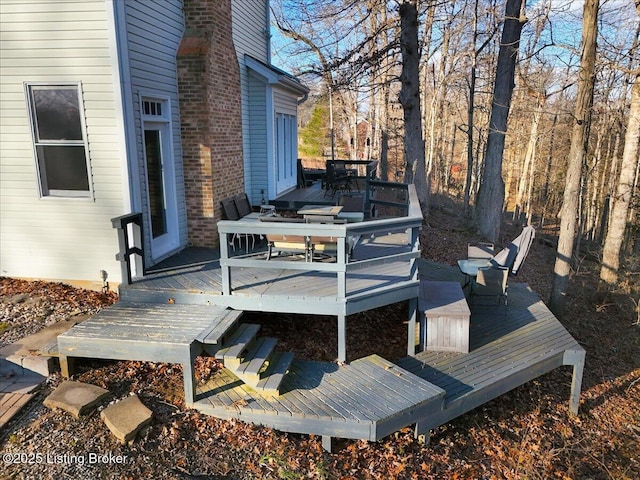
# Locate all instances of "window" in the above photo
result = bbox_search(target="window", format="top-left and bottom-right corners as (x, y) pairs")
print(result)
(26, 84), (91, 197)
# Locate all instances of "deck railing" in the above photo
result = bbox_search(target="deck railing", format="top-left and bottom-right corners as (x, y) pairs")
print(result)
(217, 185), (423, 302)
(111, 212), (145, 285)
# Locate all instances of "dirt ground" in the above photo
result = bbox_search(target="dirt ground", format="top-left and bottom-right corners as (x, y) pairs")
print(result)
(1, 205), (638, 480)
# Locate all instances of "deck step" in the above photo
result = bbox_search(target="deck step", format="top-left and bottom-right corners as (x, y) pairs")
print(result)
(235, 337), (278, 385)
(254, 351), (295, 396)
(215, 323), (261, 366)
(197, 309), (244, 345)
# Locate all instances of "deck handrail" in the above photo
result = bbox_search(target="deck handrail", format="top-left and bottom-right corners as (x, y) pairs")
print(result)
(217, 185), (423, 301)
(111, 212), (145, 285)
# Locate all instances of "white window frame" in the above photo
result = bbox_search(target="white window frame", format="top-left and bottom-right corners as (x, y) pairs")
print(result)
(25, 82), (92, 199)
(139, 94), (180, 258)
(275, 111), (297, 194)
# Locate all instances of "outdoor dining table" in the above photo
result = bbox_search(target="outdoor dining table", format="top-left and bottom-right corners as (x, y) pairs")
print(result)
(297, 205), (343, 218)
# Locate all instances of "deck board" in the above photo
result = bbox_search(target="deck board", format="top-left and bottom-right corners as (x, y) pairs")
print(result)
(194, 355), (445, 441)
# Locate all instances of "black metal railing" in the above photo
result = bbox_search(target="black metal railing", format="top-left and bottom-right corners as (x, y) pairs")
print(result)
(111, 212), (145, 285)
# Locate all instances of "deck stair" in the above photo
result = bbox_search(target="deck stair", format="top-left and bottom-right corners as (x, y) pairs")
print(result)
(213, 323), (294, 396)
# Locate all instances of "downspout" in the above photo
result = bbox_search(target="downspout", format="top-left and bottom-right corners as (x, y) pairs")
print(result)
(107, 0), (143, 280)
(108, 0), (141, 214)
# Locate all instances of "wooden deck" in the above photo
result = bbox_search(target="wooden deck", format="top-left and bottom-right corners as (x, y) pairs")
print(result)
(57, 256), (585, 450)
(57, 182), (584, 450)
(194, 355), (445, 444)
(186, 262), (584, 447)
(120, 234), (416, 316)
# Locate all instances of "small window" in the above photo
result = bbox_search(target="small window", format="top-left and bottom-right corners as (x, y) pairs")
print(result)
(142, 100), (163, 117)
(26, 84), (91, 197)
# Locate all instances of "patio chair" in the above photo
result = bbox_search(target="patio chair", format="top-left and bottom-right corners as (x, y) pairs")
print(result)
(458, 226), (535, 289)
(323, 162), (352, 197)
(467, 242), (494, 260)
(490, 225), (535, 275)
(470, 266), (509, 309)
(220, 198), (243, 251)
(232, 192), (265, 251)
(233, 193), (253, 218)
(336, 194), (365, 223)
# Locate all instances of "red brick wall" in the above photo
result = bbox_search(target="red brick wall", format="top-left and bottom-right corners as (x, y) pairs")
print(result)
(177, 0), (244, 247)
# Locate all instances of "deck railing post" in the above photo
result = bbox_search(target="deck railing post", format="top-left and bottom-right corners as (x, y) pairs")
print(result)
(220, 232), (232, 295)
(111, 212), (145, 285)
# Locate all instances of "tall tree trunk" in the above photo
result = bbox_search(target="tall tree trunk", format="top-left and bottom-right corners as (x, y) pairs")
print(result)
(474, 0), (526, 242)
(549, 0), (599, 315)
(399, 0), (428, 217)
(600, 75), (640, 283)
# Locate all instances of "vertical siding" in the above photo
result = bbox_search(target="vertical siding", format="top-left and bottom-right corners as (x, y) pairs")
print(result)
(124, 0), (186, 261)
(0, 0), (125, 285)
(232, 0), (269, 205)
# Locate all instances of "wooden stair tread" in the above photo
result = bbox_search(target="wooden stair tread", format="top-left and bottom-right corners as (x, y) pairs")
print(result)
(254, 351), (295, 395)
(237, 337), (278, 379)
(197, 309), (244, 345)
(215, 323), (260, 361)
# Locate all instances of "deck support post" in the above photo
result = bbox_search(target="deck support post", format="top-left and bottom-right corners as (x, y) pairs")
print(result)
(322, 435), (333, 453)
(59, 355), (76, 378)
(407, 297), (418, 355)
(414, 421), (430, 445)
(337, 314), (346, 362)
(183, 343), (202, 405)
(565, 349), (586, 415)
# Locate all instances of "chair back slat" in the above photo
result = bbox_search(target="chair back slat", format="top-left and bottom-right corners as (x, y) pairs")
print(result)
(234, 193), (252, 217)
(221, 198), (240, 221)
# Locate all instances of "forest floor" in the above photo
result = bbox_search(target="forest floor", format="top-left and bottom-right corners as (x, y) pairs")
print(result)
(1, 200), (639, 480)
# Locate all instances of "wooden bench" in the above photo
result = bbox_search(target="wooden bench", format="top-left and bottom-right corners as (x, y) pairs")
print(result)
(419, 280), (471, 353)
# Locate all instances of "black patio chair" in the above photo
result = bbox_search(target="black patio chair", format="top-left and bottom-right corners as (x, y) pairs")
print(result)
(220, 198), (243, 251)
(324, 162), (352, 197)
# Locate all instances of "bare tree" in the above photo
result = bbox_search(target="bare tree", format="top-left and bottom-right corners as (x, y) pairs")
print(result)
(474, 0), (527, 242)
(600, 69), (640, 283)
(549, 0), (599, 316)
(399, 0), (428, 216)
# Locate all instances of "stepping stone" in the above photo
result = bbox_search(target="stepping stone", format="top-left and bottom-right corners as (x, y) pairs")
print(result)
(44, 380), (109, 418)
(100, 394), (152, 443)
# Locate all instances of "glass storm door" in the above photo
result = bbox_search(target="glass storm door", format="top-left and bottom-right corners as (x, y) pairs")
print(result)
(275, 113), (297, 194)
(143, 122), (179, 258)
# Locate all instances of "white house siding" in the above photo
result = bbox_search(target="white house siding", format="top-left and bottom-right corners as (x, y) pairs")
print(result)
(231, 0), (269, 206)
(123, 0), (186, 263)
(0, 0), (125, 287)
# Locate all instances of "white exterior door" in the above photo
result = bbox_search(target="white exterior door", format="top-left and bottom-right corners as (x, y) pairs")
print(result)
(275, 112), (297, 194)
(141, 98), (179, 259)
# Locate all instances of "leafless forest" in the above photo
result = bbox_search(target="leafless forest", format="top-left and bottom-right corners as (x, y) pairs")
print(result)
(272, 0), (639, 314)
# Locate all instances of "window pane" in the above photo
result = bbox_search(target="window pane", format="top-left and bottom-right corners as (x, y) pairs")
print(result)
(32, 87), (83, 141)
(144, 129), (167, 238)
(37, 145), (90, 192)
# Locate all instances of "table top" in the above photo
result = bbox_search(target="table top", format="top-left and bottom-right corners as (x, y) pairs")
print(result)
(457, 258), (491, 276)
(297, 205), (343, 216)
